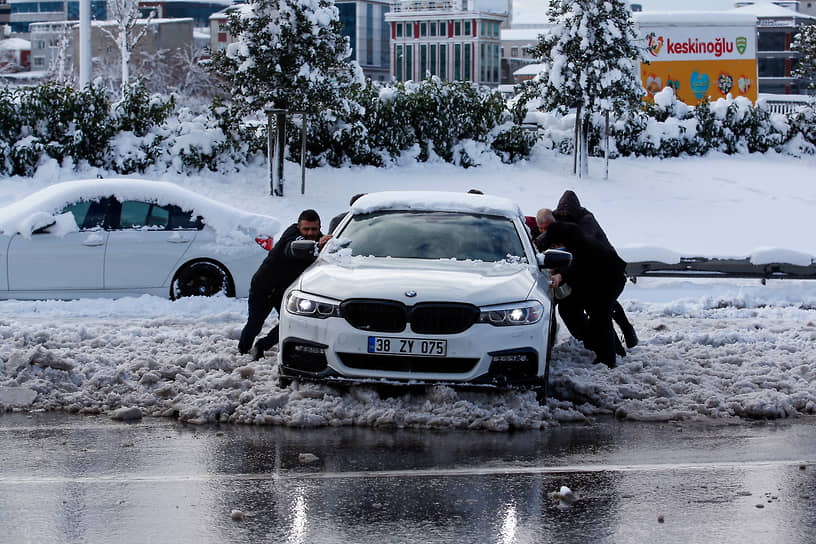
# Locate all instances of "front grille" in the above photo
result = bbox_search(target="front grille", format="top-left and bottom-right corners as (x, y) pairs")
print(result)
(341, 299), (480, 334)
(341, 299), (406, 332)
(410, 303), (479, 334)
(338, 353), (479, 374)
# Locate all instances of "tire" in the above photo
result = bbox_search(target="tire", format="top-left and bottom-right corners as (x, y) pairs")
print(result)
(277, 376), (293, 388)
(170, 260), (234, 300)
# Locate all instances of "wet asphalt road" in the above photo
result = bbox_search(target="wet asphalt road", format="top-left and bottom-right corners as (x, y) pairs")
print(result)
(1, 413), (815, 544)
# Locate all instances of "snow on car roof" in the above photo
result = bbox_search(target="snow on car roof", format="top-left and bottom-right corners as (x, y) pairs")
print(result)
(0, 178), (280, 242)
(350, 191), (524, 219)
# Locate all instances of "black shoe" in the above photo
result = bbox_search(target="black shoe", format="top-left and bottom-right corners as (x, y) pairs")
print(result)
(592, 357), (616, 369)
(615, 335), (627, 357)
(238, 344), (250, 355)
(250, 345), (264, 360)
(621, 323), (639, 348)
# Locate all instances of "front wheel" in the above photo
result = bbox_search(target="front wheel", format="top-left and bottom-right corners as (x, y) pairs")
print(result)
(170, 261), (235, 300)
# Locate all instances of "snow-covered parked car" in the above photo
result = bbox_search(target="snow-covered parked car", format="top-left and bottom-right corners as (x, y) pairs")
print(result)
(278, 191), (571, 390)
(0, 179), (279, 300)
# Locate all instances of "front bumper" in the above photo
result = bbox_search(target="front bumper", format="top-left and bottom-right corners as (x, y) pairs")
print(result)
(278, 311), (551, 387)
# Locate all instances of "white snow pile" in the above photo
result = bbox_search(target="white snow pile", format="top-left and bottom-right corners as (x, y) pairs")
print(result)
(1, 278), (814, 430)
(0, 178), (280, 244)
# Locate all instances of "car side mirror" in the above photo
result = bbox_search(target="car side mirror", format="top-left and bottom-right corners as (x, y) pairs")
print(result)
(32, 221), (57, 234)
(537, 249), (572, 269)
(288, 239), (318, 259)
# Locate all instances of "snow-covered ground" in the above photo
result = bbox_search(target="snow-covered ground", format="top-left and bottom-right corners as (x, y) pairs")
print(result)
(1, 152), (815, 429)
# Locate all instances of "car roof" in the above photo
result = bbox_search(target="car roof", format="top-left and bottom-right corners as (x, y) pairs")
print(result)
(350, 191), (523, 220)
(0, 178), (280, 240)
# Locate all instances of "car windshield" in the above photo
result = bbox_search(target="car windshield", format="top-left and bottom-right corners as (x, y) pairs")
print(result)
(338, 211), (526, 262)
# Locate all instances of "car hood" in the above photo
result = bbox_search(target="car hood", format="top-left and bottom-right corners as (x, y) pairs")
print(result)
(296, 256), (539, 306)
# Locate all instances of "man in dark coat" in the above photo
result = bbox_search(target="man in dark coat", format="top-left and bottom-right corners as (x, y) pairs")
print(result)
(238, 209), (331, 359)
(545, 190), (638, 349)
(545, 221), (626, 367)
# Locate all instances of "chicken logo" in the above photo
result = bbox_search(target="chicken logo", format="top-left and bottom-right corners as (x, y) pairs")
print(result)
(648, 35), (664, 57)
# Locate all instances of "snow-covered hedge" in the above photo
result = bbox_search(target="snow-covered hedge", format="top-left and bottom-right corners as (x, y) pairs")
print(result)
(0, 82), (815, 177)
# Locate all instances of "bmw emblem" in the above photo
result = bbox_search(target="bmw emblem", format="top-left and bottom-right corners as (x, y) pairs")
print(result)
(405, 290), (417, 298)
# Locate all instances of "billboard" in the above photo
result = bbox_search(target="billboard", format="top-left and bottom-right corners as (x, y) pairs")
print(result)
(637, 15), (758, 104)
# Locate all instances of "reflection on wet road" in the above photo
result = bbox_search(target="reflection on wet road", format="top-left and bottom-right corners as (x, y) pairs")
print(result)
(1, 413), (814, 543)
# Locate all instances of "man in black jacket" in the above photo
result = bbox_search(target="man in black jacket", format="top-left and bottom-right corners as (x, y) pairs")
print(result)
(545, 221), (626, 367)
(542, 190), (638, 349)
(238, 209), (331, 359)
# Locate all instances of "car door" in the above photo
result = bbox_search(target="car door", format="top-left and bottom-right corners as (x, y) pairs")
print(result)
(6, 198), (110, 292)
(104, 200), (198, 289)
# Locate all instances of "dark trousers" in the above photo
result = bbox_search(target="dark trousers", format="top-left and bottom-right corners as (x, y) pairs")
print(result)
(557, 275), (626, 364)
(238, 288), (282, 354)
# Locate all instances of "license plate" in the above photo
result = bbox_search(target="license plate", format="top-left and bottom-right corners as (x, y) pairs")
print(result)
(367, 336), (447, 357)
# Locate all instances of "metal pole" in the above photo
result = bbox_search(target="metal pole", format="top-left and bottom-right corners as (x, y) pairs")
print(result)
(300, 114), (307, 195)
(78, 0), (91, 87)
(267, 112), (275, 196)
(275, 112), (287, 196)
(604, 111), (609, 180)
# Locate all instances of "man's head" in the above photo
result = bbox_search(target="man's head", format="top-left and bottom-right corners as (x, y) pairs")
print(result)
(297, 209), (321, 241)
(536, 208), (555, 233)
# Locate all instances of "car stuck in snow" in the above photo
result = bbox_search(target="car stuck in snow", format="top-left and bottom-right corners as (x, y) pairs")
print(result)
(278, 191), (570, 390)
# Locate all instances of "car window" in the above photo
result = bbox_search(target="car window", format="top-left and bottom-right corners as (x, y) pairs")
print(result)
(116, 201), (202, 230)
(61, 198), (110, 230)
(168, 205), (204, 230)
(339, 211), (526, 262)
(119, 201), (170, 229)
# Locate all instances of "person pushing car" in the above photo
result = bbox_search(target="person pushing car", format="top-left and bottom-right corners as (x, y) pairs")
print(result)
(238, 209), (332, 359)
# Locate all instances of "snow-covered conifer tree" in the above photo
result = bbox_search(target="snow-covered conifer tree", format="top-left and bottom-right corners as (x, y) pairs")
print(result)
(528, 0), (645, 177)
(792, 24), (816, 94)
(208, 0), (361, 115)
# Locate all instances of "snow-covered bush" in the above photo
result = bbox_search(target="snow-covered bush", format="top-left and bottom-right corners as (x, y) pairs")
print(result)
(286, 78), (507, 167)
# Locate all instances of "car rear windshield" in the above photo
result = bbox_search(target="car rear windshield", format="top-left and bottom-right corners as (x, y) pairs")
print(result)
(339, 211), (526, 262)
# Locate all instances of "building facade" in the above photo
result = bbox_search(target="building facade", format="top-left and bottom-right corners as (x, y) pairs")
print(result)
(8, 0), (106, 34)
(385, 0), (508, 85)
(28, 19), (72, 72)
(499, 25), (546, 84)
(734, 2), (816, 94)
(336, 0), (391, 81)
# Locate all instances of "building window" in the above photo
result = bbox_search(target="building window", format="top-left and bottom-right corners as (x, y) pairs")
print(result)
(464, 21), (471, 36)
(440, 22), (446, 37)
(406, 22), (413, 38)
(406, 44), (413, 80)
(454, 43), (461, 80)
(430, 43), (437, 76)
(366, 3), (374, 65)
(758, 31), (786, 52)
(430, 20), (436, 37)
(396, 44), (404, 81)
(758, 57), (786, 77)
(420, 43), (427, 78)
(396, 23), (403, 37)
(480, 43), (486, 81)
(420, 22), (426, 37)
(34, 56), (45, 67)
(464, 43), (471, 81)
(454, 21), (461, 36)
(440, 44), (447, 79)
(511, 47), (518, 57)
(493, 44), (499, 81)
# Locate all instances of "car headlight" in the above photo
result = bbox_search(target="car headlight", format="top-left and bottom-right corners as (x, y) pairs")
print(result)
(285, 290), (341, 319)
(478, 301), (545, 326)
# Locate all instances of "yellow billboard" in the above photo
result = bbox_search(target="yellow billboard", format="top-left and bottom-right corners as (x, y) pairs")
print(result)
(636, 14), (758, 104)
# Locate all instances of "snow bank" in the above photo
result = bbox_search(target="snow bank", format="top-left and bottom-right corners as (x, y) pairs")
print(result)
(2, 279), (815, 428)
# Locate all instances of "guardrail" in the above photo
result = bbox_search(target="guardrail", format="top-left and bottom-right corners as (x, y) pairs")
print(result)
(626, 257), (816, 284)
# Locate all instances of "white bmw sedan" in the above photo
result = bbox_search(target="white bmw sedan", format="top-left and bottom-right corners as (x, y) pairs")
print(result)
(278, 191), (570, 389)
(0, 179), (279, 300)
